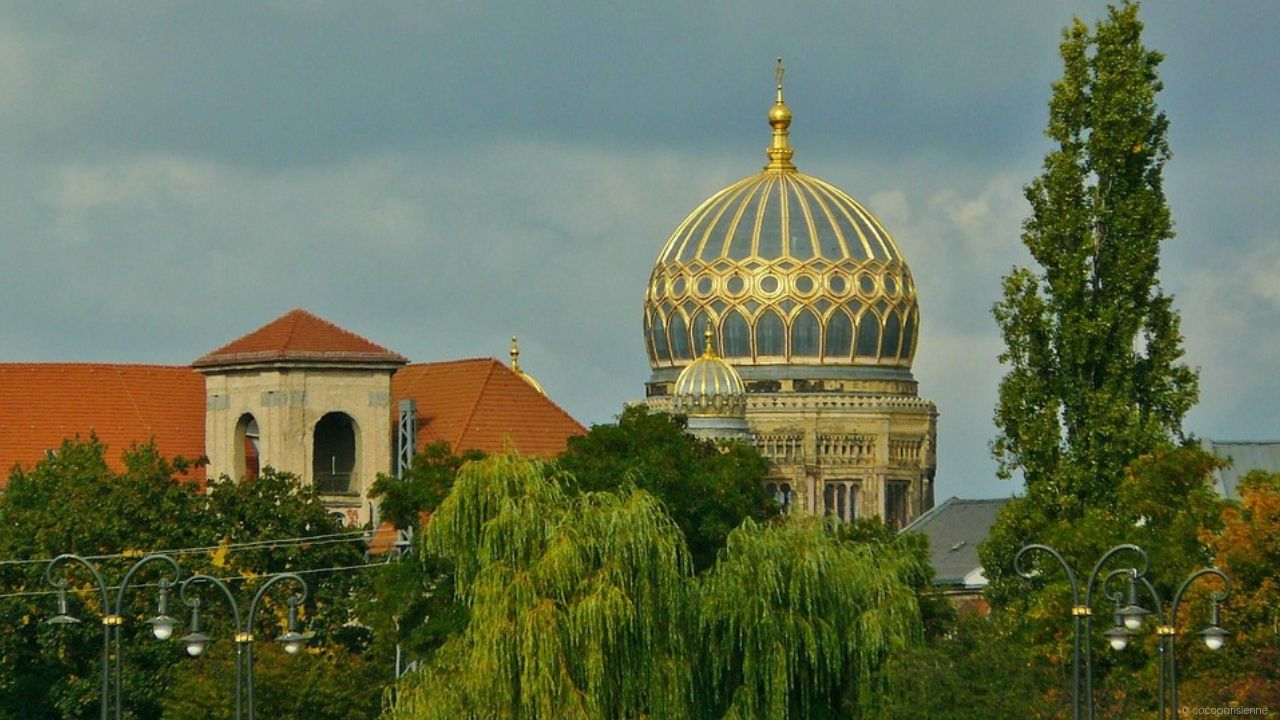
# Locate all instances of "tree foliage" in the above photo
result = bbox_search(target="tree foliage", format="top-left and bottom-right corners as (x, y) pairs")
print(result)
(984, 0), (1199, 602)
(557, 405), (776, 572)
(370, 441), (484, 531)
(0, 438), (377, 720)
(989, 0), (1196, 514)
(387, 454), (928, 720)
(1179, 471), (1280, 707)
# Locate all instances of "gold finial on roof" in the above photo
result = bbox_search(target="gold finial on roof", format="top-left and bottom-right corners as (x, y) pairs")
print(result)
(509, 336), (547, 395)
(701, 326), (717, 358)
(765, 56), (795, 171)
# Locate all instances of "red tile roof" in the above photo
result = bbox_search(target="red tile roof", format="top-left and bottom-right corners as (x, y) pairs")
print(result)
(392, 359), (586, 458)
(0, 364), (207, 489)
(1, 356), (586, 492)
(193, 309), (407, 368)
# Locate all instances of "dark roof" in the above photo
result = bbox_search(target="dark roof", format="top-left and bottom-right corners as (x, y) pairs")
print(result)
(901, 497), (1010, 588)
(194, 309), (407, 368)
(1204, 439), (1280, 501)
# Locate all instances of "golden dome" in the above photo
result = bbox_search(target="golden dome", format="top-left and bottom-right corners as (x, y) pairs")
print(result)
(673, 329), (746, 417)
(509, 336), (546, 395)
(644, 60), (919, 373)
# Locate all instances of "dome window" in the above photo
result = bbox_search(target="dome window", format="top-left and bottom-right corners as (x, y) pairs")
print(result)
(725, 275), (747, 297)
(756, 311), (786, 357)
(649, 311), (670, 362)
(671, 277), (688, 299)
(855, 314), (881, 359)
(858, 273), (877, 296)
(669, 313), (691, 360)
(793, 274), (817, 296)
(695, 275), (715, 297)
(882, 312), (903, 360)
(884, 275), (898, 297)
(758, 275), (781, 295)
(827, 274), (849, 295)
(825, 310), (854, 361)
(901, 311), (916, 359)
(722, 312), (751, 357)
(791, 310), (821, 357)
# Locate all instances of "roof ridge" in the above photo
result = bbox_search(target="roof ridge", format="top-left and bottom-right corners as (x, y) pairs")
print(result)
(491, 361), (584, 432)
(454, 359), (499, 449)
(0, 362), (193, 370)
(281, 308), (304, 353)
(112, 366), (148, 432)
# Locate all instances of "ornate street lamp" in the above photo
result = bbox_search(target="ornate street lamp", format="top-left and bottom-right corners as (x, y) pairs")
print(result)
(180, 572), (309, 720)
(44, 553), (183, 720)
(1016, 543), (1231, 720)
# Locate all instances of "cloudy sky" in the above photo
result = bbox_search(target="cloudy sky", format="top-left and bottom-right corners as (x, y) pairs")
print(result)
(3, 1), (1277, 500)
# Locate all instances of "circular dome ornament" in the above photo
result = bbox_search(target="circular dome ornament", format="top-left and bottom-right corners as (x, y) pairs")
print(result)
(644, 58), (920, 370)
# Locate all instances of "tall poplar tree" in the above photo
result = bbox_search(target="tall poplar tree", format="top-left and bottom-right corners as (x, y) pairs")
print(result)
(983, 2), (1199, 601)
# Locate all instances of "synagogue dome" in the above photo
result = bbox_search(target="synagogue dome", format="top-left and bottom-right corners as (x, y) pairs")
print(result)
(644, 62), (919, 377)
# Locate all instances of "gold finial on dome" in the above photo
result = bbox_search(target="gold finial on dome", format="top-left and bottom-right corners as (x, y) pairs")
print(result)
(702, 326), (717, 358)
(509, 336), (546, 395)
(765, 56), (795, 171)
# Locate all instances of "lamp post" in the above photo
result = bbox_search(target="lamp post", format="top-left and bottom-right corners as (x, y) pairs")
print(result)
(179, 572), (309, 720)
(1015, 543), (1231, 720)
(44, 553), (183, 720)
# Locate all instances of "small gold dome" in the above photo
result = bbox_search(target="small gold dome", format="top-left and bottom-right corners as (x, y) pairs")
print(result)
(673, 329), (746, 418)
(509, 336), (546, 395)
(644, 63), (919, 374)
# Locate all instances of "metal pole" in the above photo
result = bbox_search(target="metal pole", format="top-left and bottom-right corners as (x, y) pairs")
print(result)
(110, 554), (181, 720)
(181, 575), (245, 720)
(1015, 544), (1083, 720)
(45, 554), (114, 720)
(243, 573), (307, 720)
(1167, 568), (1230, 714)
(1081, 544), (1147, 720)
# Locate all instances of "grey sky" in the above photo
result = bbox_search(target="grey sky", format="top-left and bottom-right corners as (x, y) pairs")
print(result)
(2, 1), (1277, 500)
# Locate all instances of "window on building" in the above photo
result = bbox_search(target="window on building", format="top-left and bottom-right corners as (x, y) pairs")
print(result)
(822, 480), (858, 523)
(314, 412), (358, 495)
(765, 482), (793, 510)
(234, 413), (260, 481)
(885, 480), (909, 531)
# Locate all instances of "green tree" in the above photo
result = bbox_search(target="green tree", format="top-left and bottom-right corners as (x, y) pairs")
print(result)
(369, 441), (484, 532)
(700, 516), (924, 719)
(386, 453), (927, 720)
(983, 0), (1199, 603)
(557, 405), (776, 572)
(0, 438), (378, 720)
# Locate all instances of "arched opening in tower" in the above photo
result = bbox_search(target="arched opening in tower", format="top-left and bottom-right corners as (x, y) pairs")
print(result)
(234, 413), (260, 481)
(313, 412), (358, 495)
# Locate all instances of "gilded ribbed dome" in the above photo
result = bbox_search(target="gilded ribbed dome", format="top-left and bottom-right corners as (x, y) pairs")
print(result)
(673, 330), (746, 417)
(644, 63), (919, 373)
(509, 336), (546, 395)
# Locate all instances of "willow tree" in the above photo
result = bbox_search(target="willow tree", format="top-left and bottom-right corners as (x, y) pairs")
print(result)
(387, 454), (928, 719)
(983, 1), (1199, 605)
(387, 454), (696, 720)
(699, 517), (924, 719)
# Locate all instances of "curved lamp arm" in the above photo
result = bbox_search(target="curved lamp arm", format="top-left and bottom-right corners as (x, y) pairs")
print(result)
(45, 554), (112, 615)
(1015, 543), (1081, 605)
(1084, 544), (1148, 608)
(180, 574), (243, 630)
(114, 553), (181, 615)
(245, 573), (308, 634)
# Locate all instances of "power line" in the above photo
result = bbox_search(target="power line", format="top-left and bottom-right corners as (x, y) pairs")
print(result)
(0, 529), (372, 568)
(0, 558), (391, 602)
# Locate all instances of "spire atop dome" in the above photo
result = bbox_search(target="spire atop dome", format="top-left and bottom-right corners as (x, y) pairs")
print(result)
(701, 326), (718, 358)
(509, 336), (546, 395)
(765, 56), (795, 172)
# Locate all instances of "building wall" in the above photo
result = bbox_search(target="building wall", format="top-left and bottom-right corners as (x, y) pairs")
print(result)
(648, 385), (937, 527)
(203, 366), (394, 525)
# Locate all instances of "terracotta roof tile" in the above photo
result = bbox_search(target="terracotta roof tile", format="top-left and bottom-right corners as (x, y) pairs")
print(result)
(0, 364), (207, 489)
(392, 359), (585, 458)
(193, 309), (407, 368)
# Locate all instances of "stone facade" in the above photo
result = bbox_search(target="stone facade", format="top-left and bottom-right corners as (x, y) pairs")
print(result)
(202, 365), (397, 526)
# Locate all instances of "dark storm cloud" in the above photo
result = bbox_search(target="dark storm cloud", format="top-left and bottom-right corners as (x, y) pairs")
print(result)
(1, 1), (1277, 500)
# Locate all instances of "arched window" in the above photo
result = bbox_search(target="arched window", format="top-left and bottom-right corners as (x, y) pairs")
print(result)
(314, 412), (359, 495)
(722, 312), (751, 357)
(882, 311), (902, 360)
(855, 313), (881, 359)
(790, 309), (821, 357)
(669, 313), (691, 360)
(234, 413), (260, 481)
(900, 310), (916, 359)
(756, 310), (785, 357)
(691, 312), (713, 354)
(650, 311), (670, 362)
(825, 310), (853, 361)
